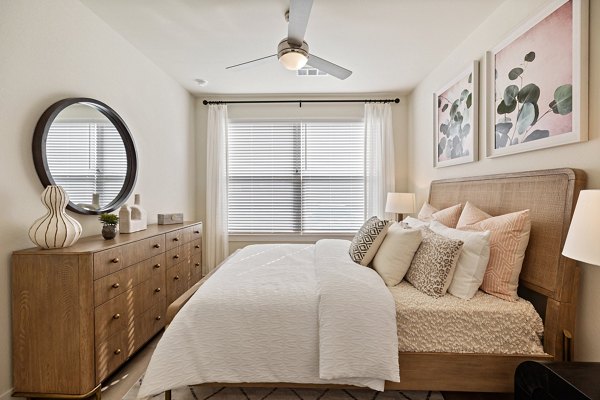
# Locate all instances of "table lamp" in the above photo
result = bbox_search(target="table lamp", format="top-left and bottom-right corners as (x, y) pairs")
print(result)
(562, 190), (600, 266)
(385, 192), (416, 222)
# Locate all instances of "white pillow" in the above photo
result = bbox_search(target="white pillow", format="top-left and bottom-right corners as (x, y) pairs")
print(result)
(403, 216), (429, 229)
(429, 220), (491, 300)
(372, 223), (423, 286)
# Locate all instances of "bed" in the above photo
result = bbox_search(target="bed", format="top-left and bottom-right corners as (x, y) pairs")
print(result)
(147, 168), (586, 394)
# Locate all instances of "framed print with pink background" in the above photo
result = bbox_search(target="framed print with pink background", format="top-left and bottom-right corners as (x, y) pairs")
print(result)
(434, 61), (479, 167)
(486, 0), (588, 158)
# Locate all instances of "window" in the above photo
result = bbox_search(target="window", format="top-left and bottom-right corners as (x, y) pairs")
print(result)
(228, 120), (365, 234)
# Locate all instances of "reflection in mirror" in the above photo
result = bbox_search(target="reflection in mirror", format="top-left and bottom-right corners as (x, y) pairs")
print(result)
(47, 104), (127, 211)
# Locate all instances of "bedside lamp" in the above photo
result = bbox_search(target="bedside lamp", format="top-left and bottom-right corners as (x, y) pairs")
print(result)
(562, 190), (600, 266)
(385, 192), (416, 222)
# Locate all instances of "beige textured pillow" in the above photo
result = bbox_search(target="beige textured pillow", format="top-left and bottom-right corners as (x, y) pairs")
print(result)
(457, 201), (492, 228)
(349, 216), (392, 266)
(458, 204), (531, 301)
(372, 224), (423, 286)
(417, 202), (462, 228)
(405, 227), (464, 298)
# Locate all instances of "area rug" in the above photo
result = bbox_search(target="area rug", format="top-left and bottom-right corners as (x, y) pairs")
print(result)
(124, 378), (444, 400)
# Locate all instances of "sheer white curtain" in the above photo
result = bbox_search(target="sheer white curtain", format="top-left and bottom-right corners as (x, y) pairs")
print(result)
(205, 105), (229, 271)
(365, 103), (396, 220)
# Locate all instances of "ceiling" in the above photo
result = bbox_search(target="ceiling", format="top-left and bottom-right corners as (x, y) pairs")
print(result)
(80, 0), (505, 96)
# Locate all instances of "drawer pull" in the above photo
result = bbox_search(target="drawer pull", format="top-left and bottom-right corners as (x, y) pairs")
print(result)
(173, 254), (180, 260)
(111, 258), (120, 264)
(174, 275), (180, 281)
(194, 231), (200, 234)
(112, 283), (120, 289)
(113, 313), (121, 320)
(114, 349), (122, 355)
(154, 287), (161, 293)
(155, 315), (162, 321)
(195, 262), (200, 267)
(153, 243), (161, 249)
(195, 245), (200, 249)
(173, 237), (179, 242)
(154, 263), (161, 269)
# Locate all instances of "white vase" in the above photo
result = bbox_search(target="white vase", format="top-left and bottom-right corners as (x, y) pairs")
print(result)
(119, 193), (147, 233)
(29, 185), (83, 249)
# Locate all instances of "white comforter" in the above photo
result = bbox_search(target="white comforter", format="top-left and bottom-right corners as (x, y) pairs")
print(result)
(138, 239), (399, 397)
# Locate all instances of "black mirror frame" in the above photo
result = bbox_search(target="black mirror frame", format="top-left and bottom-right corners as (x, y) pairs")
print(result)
(32, 97), (138, 215)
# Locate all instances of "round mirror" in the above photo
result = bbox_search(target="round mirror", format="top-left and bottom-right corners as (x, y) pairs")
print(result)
(33, 98), (137, 215)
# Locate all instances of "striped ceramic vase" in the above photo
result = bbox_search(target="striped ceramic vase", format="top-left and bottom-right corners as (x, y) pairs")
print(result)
(29, 185), (83, 249)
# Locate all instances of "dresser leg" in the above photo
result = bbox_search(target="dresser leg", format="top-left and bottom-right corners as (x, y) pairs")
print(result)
(165, 390), (172, 400)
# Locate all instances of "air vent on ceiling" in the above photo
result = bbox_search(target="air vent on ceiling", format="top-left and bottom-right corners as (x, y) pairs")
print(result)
(297, 66), (328, 76)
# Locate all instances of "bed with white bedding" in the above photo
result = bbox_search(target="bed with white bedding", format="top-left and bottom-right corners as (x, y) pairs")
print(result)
(139, 168), (584, 394)
(138, 240), (399, 397)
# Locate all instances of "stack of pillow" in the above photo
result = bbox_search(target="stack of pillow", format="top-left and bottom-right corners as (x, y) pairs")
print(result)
(348, 201), (531, 301)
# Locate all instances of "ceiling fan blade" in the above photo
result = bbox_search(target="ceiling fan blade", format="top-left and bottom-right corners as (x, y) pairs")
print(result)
(288, 0), (314, 45)
(226, 54), (277, 70)
(306, 54), (352, 80)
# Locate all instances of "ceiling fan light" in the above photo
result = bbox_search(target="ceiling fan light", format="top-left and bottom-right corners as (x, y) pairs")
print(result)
(279, 51), (308, 70)
(277, 38), (309, 71)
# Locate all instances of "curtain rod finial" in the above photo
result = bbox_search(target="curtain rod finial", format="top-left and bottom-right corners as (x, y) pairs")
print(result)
(203, 100), (208, 105)
(394, 98), (400, 103)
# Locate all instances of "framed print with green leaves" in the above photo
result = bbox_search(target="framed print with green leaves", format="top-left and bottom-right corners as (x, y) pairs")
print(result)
(486, 0), (588, 158)
(433, 61), (478, 167)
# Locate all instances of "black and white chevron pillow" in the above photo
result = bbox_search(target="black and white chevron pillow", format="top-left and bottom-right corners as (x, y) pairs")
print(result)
(349, 216), (392, 266)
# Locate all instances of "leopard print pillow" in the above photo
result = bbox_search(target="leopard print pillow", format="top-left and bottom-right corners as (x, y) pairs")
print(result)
(406, 227), (464, 298)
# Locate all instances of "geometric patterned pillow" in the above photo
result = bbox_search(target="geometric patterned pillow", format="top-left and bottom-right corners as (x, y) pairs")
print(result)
(405, 227), (464, 298)
(349, 216), (392, 266)
(458, 208), (531, 301)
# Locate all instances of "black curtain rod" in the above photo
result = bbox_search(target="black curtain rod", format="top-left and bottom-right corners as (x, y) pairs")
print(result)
(202, 98), (400, 106)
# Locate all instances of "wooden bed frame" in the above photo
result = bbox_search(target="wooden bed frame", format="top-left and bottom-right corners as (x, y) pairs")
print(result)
(167, 168), (586, 393)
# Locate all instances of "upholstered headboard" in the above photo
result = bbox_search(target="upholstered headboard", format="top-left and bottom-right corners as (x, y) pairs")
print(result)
(428, 168), (586, 360)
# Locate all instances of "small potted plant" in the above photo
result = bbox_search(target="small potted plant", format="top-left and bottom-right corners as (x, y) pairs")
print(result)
(99, 213), (119, 240)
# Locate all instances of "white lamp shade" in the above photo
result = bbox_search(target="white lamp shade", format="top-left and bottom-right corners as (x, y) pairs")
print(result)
(279, 51), (308, 70)
(562, 190), (600, 266)
(385, 192), (416, 214)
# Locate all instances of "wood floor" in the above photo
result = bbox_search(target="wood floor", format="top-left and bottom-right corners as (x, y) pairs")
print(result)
(100, 331), (513, 400)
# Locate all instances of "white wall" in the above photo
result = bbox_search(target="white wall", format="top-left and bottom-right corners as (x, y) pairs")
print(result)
(407, 0), (600, 361)
(195, 94), (408, 257)
(0, 1), (196, 397)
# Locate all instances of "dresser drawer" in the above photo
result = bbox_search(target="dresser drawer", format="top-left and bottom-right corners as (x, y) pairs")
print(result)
(191, 239), (202, 255)
(166, 261), (190, 304)
(165, 229), (185, 250)
(165, 243), (191, 269)
(190, 252), (202, 285)
(94, 253), (165, 306)
(93, 247), (124, 280)
(95, 276), (166, 343)
(191, 223), (202, 241)
(121, 235), (165, 266)
(138, 298), (167, 343)
(95, 329), (128, 383)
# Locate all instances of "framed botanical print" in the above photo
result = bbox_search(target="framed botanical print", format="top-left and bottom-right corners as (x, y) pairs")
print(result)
(434, 61), (479, 167)
(486, 0), (588, 158)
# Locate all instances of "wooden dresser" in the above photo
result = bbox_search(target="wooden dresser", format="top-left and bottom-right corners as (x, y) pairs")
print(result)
(11, 222), (202, 399)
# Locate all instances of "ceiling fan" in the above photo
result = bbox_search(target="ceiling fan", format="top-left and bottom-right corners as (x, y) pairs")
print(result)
(225, 0), (352, 80)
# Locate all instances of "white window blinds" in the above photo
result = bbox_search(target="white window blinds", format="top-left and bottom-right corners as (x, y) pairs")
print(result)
(228, 120), (365, 234)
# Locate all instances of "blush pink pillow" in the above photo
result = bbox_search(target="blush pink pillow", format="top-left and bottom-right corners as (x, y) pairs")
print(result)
(458, 203), (531, 301)
(418, 202), (462, 228)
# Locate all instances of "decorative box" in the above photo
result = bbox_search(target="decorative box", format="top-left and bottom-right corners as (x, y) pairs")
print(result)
(157, 213), (184, 225)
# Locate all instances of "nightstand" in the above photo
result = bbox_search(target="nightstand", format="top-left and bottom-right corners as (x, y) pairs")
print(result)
(515, 361), (600, 400)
